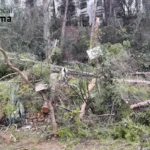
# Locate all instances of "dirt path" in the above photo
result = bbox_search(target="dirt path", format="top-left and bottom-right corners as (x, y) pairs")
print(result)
(0, 139), (140, 150)
(0, 130), (140, 150)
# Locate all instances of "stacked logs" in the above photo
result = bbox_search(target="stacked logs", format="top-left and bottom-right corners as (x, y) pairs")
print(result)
(25, 112), (43, 124)
(25, 102), (50, 127)
(25, 112), (49, 127)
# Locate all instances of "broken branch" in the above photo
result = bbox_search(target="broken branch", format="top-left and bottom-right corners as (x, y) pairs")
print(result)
(130, 100), (150, 109)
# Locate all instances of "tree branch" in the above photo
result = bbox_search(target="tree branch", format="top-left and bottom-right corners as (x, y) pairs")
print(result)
(0, 47), (34, 89)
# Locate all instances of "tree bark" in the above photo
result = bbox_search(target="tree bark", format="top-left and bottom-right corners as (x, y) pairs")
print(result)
(90, 0), (98, 48)
(60, 0), (69, 48)
(52, 0), (56, 19)
(130, 100), (150, 109)
(43, 0), (51, 59)
(41, 91), (57, 134)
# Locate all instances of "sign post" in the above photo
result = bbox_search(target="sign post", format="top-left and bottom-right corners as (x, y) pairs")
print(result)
(86, 46), (103, 60)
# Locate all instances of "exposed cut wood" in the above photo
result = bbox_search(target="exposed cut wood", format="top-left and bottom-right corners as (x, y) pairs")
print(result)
(79, 78), (96, 119)
(41, 101), (50, 113)
(88, 78), (96, 91)
(130, 100), (150, 109)
(79, 101), (87, 119)
(35, 82), (48, 92)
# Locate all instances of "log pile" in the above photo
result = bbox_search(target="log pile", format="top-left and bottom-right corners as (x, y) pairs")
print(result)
(25, 112), (48, 127)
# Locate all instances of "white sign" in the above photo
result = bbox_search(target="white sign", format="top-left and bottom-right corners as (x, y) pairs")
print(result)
(86, 46), (103, 60)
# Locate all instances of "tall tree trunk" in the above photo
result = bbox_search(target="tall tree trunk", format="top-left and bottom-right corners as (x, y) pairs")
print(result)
(25, 0), (36, 45)
(43, 0), (51, 59)
(104, 0), (108, 25)
(90, 0), (98, 48)
(60, 0), (69, 48)
(52, 0), (56, 18)
(109, 0), (113, 17)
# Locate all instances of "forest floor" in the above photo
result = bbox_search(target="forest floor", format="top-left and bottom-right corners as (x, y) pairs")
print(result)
(0, 130), (141, 150)
(0, 139), (141, 150)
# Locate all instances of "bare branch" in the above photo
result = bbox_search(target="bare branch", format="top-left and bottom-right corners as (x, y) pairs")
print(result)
(0, 47), (34, 88)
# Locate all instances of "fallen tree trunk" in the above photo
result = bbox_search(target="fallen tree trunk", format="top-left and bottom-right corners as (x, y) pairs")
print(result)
(51, 65), (100, 78)
(97, 114), (115, 117)
(116, 79), (150, 85)
(128, 72), (150, 76)
(0, 47), (57, 135)
(0, 57), (100, 78)
(130, 100), (150, 109)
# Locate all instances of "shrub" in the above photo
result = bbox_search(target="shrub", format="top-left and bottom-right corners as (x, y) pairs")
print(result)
(113, 118), (150, 142)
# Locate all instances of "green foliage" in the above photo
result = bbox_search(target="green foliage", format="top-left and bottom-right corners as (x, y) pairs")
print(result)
(92, 45), (124, 117)
(57, 108), (94, 140)
(0, 83), (10, 116)
(121, 28), (127, 33)
(123, 40), (131, 48)
(18, 84), (33, 95)
(33, 63), (50, 81)
(136, 110), (150, 126)
(21, 52), (37, 60)
(108, 43), (124, 55)
(113, 118), (150, 142)
(136, 53), (150, 71)
(118, 83), (150, 101)
(50, 47), (62, 64)
(0, 82), (10, 101)
(68, 78), (88, 105)
(0, 62), (13, 78)
(0, 52), (38, 78)
(4, 103), (15, 115)
(70, 27), (90, 62)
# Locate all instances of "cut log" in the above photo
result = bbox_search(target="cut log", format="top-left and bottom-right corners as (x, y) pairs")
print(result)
(41, 101), (50, 113)
(97, 114), (115, 117)
(116, 79), (150, 85)
(51, 65), (100, 78)
(128, 72), (150, 76)
(130, 100), (150, 109)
